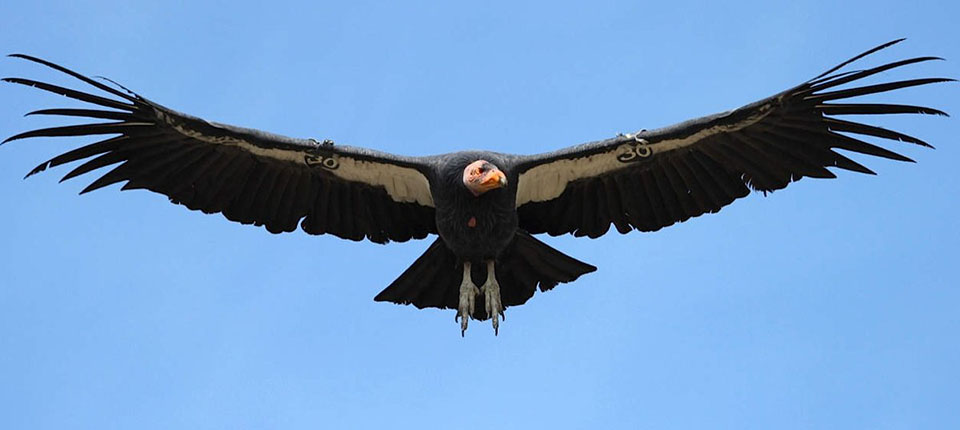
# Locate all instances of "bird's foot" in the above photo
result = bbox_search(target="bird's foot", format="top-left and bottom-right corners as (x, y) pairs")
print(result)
(456, 269), (480, 336)
(481, 279), (504, 335)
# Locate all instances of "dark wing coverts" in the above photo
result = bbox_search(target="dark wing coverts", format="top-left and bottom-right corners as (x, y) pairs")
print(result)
(513, 40), (952, 238)
(4, 55), (437, 243)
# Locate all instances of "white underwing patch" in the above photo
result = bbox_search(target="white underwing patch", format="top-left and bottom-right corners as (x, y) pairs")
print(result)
(514, 105), (771, 207)
(166, 117), (435, 207)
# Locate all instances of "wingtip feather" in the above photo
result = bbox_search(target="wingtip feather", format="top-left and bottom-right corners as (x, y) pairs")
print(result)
(811, 39), (910, 81)
(24, 162), (50, 179)
(5, 54), (142, 103)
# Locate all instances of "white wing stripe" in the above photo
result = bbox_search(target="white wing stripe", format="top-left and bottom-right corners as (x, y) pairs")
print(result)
(515, 107), (772, 207)
(168, 119), (435, 207)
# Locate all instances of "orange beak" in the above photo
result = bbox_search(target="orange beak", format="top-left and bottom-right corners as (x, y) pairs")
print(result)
(479, 169), (508, 192)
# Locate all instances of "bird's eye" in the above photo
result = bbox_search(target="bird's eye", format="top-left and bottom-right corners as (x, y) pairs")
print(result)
(478, 166), (486, 173)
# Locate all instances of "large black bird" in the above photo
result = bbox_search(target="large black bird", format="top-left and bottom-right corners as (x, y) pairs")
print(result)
(3, 40), (950, 335)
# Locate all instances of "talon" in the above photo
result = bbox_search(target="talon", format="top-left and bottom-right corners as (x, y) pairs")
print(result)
(481, 260), (503, 335)
(455, 260), (505, 335)
(457, 262), (479, 335)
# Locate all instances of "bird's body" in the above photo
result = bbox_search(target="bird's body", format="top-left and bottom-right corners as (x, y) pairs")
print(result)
(432, 152), (518, 261)
(2, 40), (951, 334)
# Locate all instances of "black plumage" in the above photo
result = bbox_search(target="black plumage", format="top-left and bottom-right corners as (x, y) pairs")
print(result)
(2, 40), (951, 334)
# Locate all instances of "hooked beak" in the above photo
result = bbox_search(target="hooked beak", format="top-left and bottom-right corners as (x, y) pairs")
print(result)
(479, 169), (508, 192)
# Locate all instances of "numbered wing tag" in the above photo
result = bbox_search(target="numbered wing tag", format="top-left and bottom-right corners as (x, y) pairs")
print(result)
(304, 152), (339, 170)
(616, 135), (653, 163)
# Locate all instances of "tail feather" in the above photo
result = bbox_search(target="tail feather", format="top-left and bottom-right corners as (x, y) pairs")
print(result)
(374, 232), (596, 319)
(373, 238), (458, 308)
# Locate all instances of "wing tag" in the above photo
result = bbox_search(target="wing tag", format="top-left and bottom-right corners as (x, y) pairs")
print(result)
(616, 135), (653, 163)
(304, 153), (339, 170)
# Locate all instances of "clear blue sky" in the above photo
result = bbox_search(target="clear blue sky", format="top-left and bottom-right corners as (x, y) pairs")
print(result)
(1, 1), (957, 428)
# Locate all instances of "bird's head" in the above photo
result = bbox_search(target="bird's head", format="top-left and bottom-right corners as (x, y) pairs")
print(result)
(462, 159), (507, 196)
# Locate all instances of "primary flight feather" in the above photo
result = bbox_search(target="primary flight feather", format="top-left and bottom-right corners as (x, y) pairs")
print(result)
(3, 40), (951, 335)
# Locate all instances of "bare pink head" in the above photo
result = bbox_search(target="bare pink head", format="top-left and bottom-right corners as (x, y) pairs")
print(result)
(462, 160), (507, 196)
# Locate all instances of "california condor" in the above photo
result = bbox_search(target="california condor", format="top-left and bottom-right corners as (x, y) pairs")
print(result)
(3, 40), (951, 335)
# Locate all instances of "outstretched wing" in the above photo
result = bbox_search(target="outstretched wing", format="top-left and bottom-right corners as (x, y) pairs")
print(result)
(513, 40), (952, 238)
(4, 55), (437, 244)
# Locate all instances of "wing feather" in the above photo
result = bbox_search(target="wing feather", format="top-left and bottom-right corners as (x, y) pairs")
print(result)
(5, 55), (437, 243)
(514, 40), (950, 236)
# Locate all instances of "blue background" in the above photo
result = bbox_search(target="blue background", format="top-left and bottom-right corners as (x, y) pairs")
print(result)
(1, 1), (957, 428)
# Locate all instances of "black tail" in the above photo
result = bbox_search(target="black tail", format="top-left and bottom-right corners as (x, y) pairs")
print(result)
(374, 232), (596, 319)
